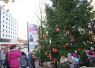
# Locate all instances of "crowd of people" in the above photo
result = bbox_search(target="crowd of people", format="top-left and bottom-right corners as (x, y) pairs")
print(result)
(0, 45), (95, 68)
(0, 45), (36, 68)
(59, 47), (95, 68)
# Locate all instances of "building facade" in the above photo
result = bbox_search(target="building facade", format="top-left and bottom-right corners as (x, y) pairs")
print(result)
(0, 6), (18, 44)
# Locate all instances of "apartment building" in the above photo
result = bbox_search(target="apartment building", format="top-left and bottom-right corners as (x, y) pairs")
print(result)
(0, 6), (18, 45)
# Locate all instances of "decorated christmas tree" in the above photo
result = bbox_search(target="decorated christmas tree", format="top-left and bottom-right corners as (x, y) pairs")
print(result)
(35, 0), (95, 67)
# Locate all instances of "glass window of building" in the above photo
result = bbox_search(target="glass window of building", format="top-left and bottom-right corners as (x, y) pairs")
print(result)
(6, 13), (7, 16)
(3, 25), (4, 27)
(3, 34), (4, 36)
(3, 12), (5, 14)
(3, 29), (4, 32)
(3, 20), (4, 23)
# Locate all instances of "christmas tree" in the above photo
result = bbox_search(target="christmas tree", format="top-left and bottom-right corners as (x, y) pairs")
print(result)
(35, 0), (95, 67)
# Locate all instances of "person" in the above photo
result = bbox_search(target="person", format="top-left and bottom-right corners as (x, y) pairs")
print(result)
(73, 57), (80, 68)
(0, 49), (3, 68)
(60, 56), (67, 64)
(60, 55), (70, 68)
(4, 50), (10, 68)
(8, 45), (21, 68)
(20, 52), (28, 68)
(67, 53), (75, 68)
(1, 50), (6, 68)
(28, 51), (35, 68)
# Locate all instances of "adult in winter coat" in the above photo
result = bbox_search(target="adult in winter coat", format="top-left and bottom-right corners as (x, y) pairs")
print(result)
(20, 52), (28, 68)
(28, 52), (35, 68)
(0, 49), (3, 68)
(8, 45), (21, 68)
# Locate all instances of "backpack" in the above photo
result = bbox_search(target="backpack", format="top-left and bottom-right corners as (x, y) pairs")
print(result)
(20, 55), (28, 66)
(8, 50), (21, 68)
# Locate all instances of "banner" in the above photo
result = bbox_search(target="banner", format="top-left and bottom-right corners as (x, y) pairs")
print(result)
(27, 23), (39, 51)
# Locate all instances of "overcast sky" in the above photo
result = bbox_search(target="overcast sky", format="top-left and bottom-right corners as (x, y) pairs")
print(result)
(0, 0), (52, 40)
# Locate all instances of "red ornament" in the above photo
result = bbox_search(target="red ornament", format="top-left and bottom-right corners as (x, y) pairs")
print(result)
(52, 58), (57, 64)
(47, 54), (50, 59)
(64, 45), (67, 48)
(77, 48), (81, 51)
(52, 48), (58, 53)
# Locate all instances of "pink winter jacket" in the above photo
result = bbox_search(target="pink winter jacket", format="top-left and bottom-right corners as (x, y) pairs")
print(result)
(8, 49), (21, 68)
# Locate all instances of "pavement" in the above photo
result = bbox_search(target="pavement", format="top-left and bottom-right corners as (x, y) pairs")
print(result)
(35, 61), (52, 68)
(80, 66), (95, 68)
(35, 61), (95, 68)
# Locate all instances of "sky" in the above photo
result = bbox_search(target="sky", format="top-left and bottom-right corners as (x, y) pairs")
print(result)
(0, 0), (52, 40)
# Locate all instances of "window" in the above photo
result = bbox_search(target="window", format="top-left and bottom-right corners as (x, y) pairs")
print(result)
(3, 16), (4, 18)
(6, 30), (7, 32)
(6, 26), (7, 28)
(6, 13), (7, 16)
(3, 34), (4, 36)
(6, 22), (7, 24)
(0, 39), (3, 42)
(3, 12), (5, 14)
(3, 20), (4, 23)
(3, 29), (4, 32)
(6, 34), (7, 37)
(3, 25), (4, 27)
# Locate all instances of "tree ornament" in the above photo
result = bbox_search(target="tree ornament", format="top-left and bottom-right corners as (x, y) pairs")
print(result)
(70, 35), (74, 41)
(66, 43), (69, 45)
(55, 27), (60, 32)
(52, 48), (58, 53)
(66, 31), (69, 34)
(64, 45), (67, 48)
(55, 25), (60, 32)
(80, 29), (85, 34)
(43, 33), (47, 40)
(52, 58), (57, 64)
(90, 47), (94, 50)
(75, 50), (77, 53)
(77, 48), (81, 51)
(47, 54), (50, 59)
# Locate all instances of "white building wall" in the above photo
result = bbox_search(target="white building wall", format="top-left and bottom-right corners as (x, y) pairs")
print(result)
(0, 7), (18, 40)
